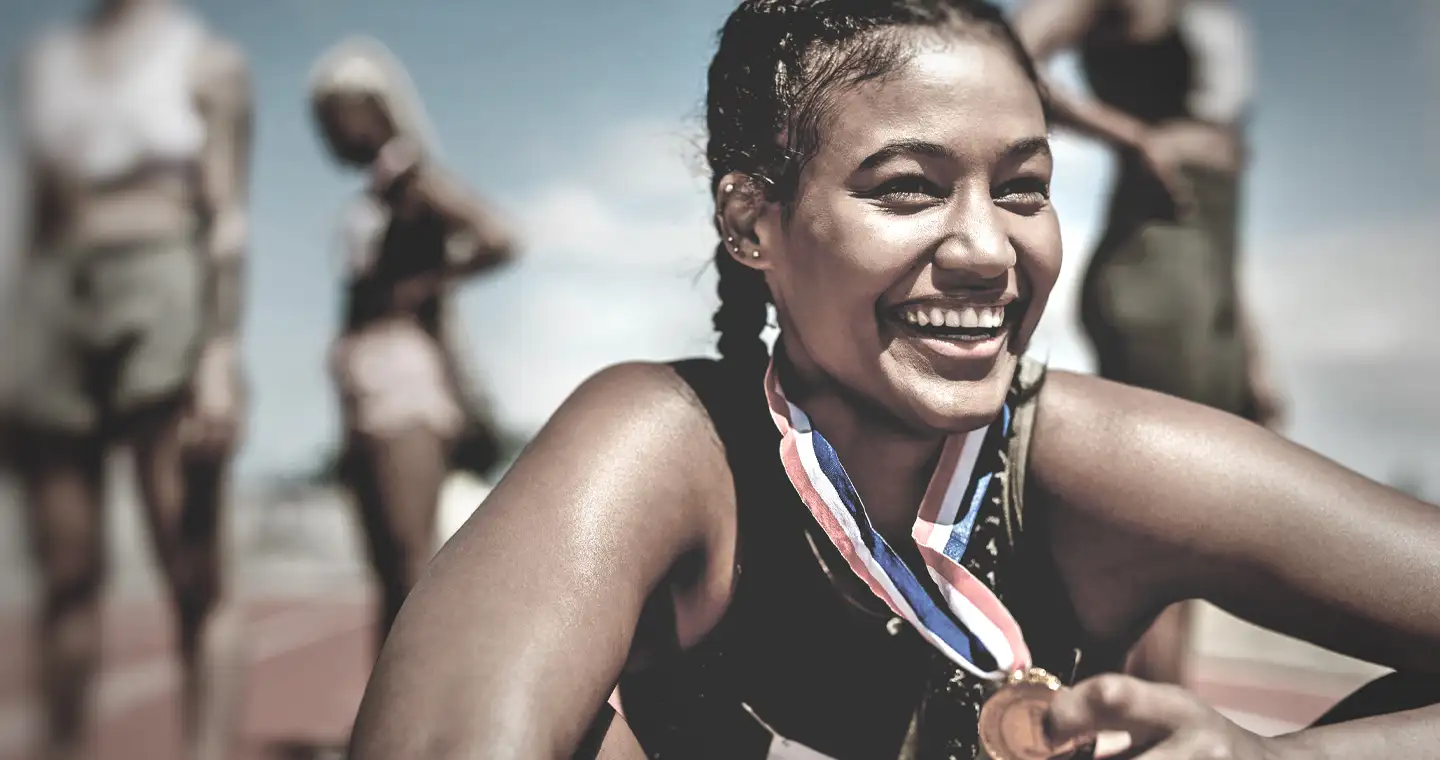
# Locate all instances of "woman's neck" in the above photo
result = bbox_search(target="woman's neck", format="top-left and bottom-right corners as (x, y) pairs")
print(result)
(774, 344), (946, 542)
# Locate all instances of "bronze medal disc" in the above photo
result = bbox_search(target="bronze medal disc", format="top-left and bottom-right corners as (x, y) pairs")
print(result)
(977, 669), (1078, 760)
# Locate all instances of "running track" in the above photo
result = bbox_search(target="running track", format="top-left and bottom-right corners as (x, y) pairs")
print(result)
(0, 594), (1382, 760)
(0, 595), (373, 760)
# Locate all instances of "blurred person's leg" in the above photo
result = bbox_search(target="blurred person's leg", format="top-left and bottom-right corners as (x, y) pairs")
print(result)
(334, 321), (460, 655)
(1122, 602), (1195, 687)
(11, 249), (111, 760)
(122, 238), (241, 760)
(19, 432), (107, 760)
(349, 427), (446, 655)
(133, 400), (243, 760)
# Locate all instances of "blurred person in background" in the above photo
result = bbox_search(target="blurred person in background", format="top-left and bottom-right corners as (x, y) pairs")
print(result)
(1013, 0), (1280, 688)
(308, 37), (516, 659)
(4, 0), (251, 758)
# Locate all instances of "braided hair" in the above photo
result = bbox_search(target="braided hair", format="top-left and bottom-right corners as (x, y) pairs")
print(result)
(705, 0), (1048, 374)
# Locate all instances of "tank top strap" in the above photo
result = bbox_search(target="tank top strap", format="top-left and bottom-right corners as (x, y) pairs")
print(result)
(668, 357), (776, 480)
(1002, 356), (1047, 543)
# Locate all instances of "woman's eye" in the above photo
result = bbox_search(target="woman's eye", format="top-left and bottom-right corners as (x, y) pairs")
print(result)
(994, 177), (1051, 212)
(865, 175), (946, 203)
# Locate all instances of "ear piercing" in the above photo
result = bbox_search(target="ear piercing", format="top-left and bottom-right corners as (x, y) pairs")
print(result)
(722, 183), (757, 258)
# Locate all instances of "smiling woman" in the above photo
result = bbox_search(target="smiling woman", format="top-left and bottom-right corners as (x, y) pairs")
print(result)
(345, 2), (1440, 759)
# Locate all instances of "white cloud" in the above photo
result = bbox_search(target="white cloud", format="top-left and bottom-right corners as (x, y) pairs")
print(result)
(456, 265), (719, 435)
(515, 119), (714, 270)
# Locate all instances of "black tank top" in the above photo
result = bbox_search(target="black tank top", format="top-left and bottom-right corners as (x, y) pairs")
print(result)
(618, 358), (1112, 760)
(1080, 5), (1195, 125)
(342, 203), (450, 333)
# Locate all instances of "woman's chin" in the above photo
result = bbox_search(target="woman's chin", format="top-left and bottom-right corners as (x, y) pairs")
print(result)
(885, 354), (1018, 434)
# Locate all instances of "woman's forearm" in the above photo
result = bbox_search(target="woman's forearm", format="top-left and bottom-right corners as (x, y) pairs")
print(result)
(1045, 81), (1149, 153)
(1274, 704), (1440, 760)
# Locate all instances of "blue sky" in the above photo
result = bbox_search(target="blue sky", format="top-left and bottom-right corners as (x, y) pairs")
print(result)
(1, 0), (1437, 491)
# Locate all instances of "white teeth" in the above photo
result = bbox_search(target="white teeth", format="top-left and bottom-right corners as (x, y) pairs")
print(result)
(898, 303), (1010, 331)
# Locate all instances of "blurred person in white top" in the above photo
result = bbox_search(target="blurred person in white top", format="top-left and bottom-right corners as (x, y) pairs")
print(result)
(6, 0), (251, 757)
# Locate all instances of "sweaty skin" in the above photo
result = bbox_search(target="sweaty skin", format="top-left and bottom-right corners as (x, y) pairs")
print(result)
(348, 28), (1440, 760)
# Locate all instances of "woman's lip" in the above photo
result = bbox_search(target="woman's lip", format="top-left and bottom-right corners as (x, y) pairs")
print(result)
(890, 322), (1010, 362)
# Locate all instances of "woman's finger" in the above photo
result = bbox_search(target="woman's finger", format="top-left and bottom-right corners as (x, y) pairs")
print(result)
(1115, 729), (1244, 760)
(1046, 674), (1207, 748)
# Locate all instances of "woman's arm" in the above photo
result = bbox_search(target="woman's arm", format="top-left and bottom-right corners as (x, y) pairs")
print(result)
(185, 39), (253, 456)
(1011, 0), (1149, 152)
(379, 165), (517, 310)
(349, 362), (736, 760)
(1012, 0), (1214, 209)
(399, 164), (517, 275)
(1031, 372), (1440, 756)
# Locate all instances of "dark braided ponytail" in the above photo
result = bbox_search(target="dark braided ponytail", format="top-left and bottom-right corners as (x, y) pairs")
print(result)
(704, 0), (1048, 376)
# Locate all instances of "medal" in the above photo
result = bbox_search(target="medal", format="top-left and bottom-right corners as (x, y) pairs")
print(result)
(978, 668), (1080, 760)
(766, 357), (1074, 756)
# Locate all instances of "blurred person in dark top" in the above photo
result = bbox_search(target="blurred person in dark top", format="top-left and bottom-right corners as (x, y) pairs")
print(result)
(309, 36), (516, 659)
(1014, 0), (1281, 688)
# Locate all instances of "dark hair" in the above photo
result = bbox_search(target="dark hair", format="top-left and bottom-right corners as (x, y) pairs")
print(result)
(706, 0), (1048, 372)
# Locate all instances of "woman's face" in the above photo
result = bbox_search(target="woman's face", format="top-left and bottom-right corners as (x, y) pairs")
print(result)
(760, 34), (1060, 434)
(315, 92), (395, 167)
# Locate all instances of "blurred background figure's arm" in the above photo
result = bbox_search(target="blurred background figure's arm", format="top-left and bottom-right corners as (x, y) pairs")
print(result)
(1013, 0), (1204, 210)
(1013, 0), (1150, 152)
(187, 38), (254, 455)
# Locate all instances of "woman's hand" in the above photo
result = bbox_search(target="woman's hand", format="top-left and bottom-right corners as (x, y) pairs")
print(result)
(1047, 674), (1282, 760)
(181, 338), (246, 459)
(1131, 120), (1243, 216)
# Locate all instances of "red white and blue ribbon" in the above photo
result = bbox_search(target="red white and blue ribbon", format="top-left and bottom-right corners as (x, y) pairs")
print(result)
(764, 359), (1031, 682)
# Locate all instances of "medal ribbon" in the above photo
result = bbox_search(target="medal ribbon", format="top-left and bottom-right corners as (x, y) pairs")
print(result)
(764, 358), (1031, 681)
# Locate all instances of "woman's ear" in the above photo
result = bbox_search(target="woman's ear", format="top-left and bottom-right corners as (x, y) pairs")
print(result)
(714, 172), (776, 272)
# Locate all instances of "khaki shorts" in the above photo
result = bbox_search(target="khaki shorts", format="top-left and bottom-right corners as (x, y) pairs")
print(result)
(1080, 166), (1254, 419)
(5, 238), (205, 436)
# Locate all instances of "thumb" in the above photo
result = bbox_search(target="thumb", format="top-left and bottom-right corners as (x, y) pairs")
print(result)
(1046, 675), (1200, 750)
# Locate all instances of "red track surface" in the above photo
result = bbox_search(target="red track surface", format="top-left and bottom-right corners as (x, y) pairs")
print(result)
(0, 597), (372, 760)
(0, 596), (1376, 760)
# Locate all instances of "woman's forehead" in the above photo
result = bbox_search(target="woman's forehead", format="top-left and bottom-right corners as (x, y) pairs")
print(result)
(812, 40), (1046, 169)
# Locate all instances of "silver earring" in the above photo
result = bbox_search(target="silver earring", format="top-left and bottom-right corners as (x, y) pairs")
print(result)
(726, 235), (735, 244)
(749, 249), (761, 260)
(724, 183), (735, 194)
